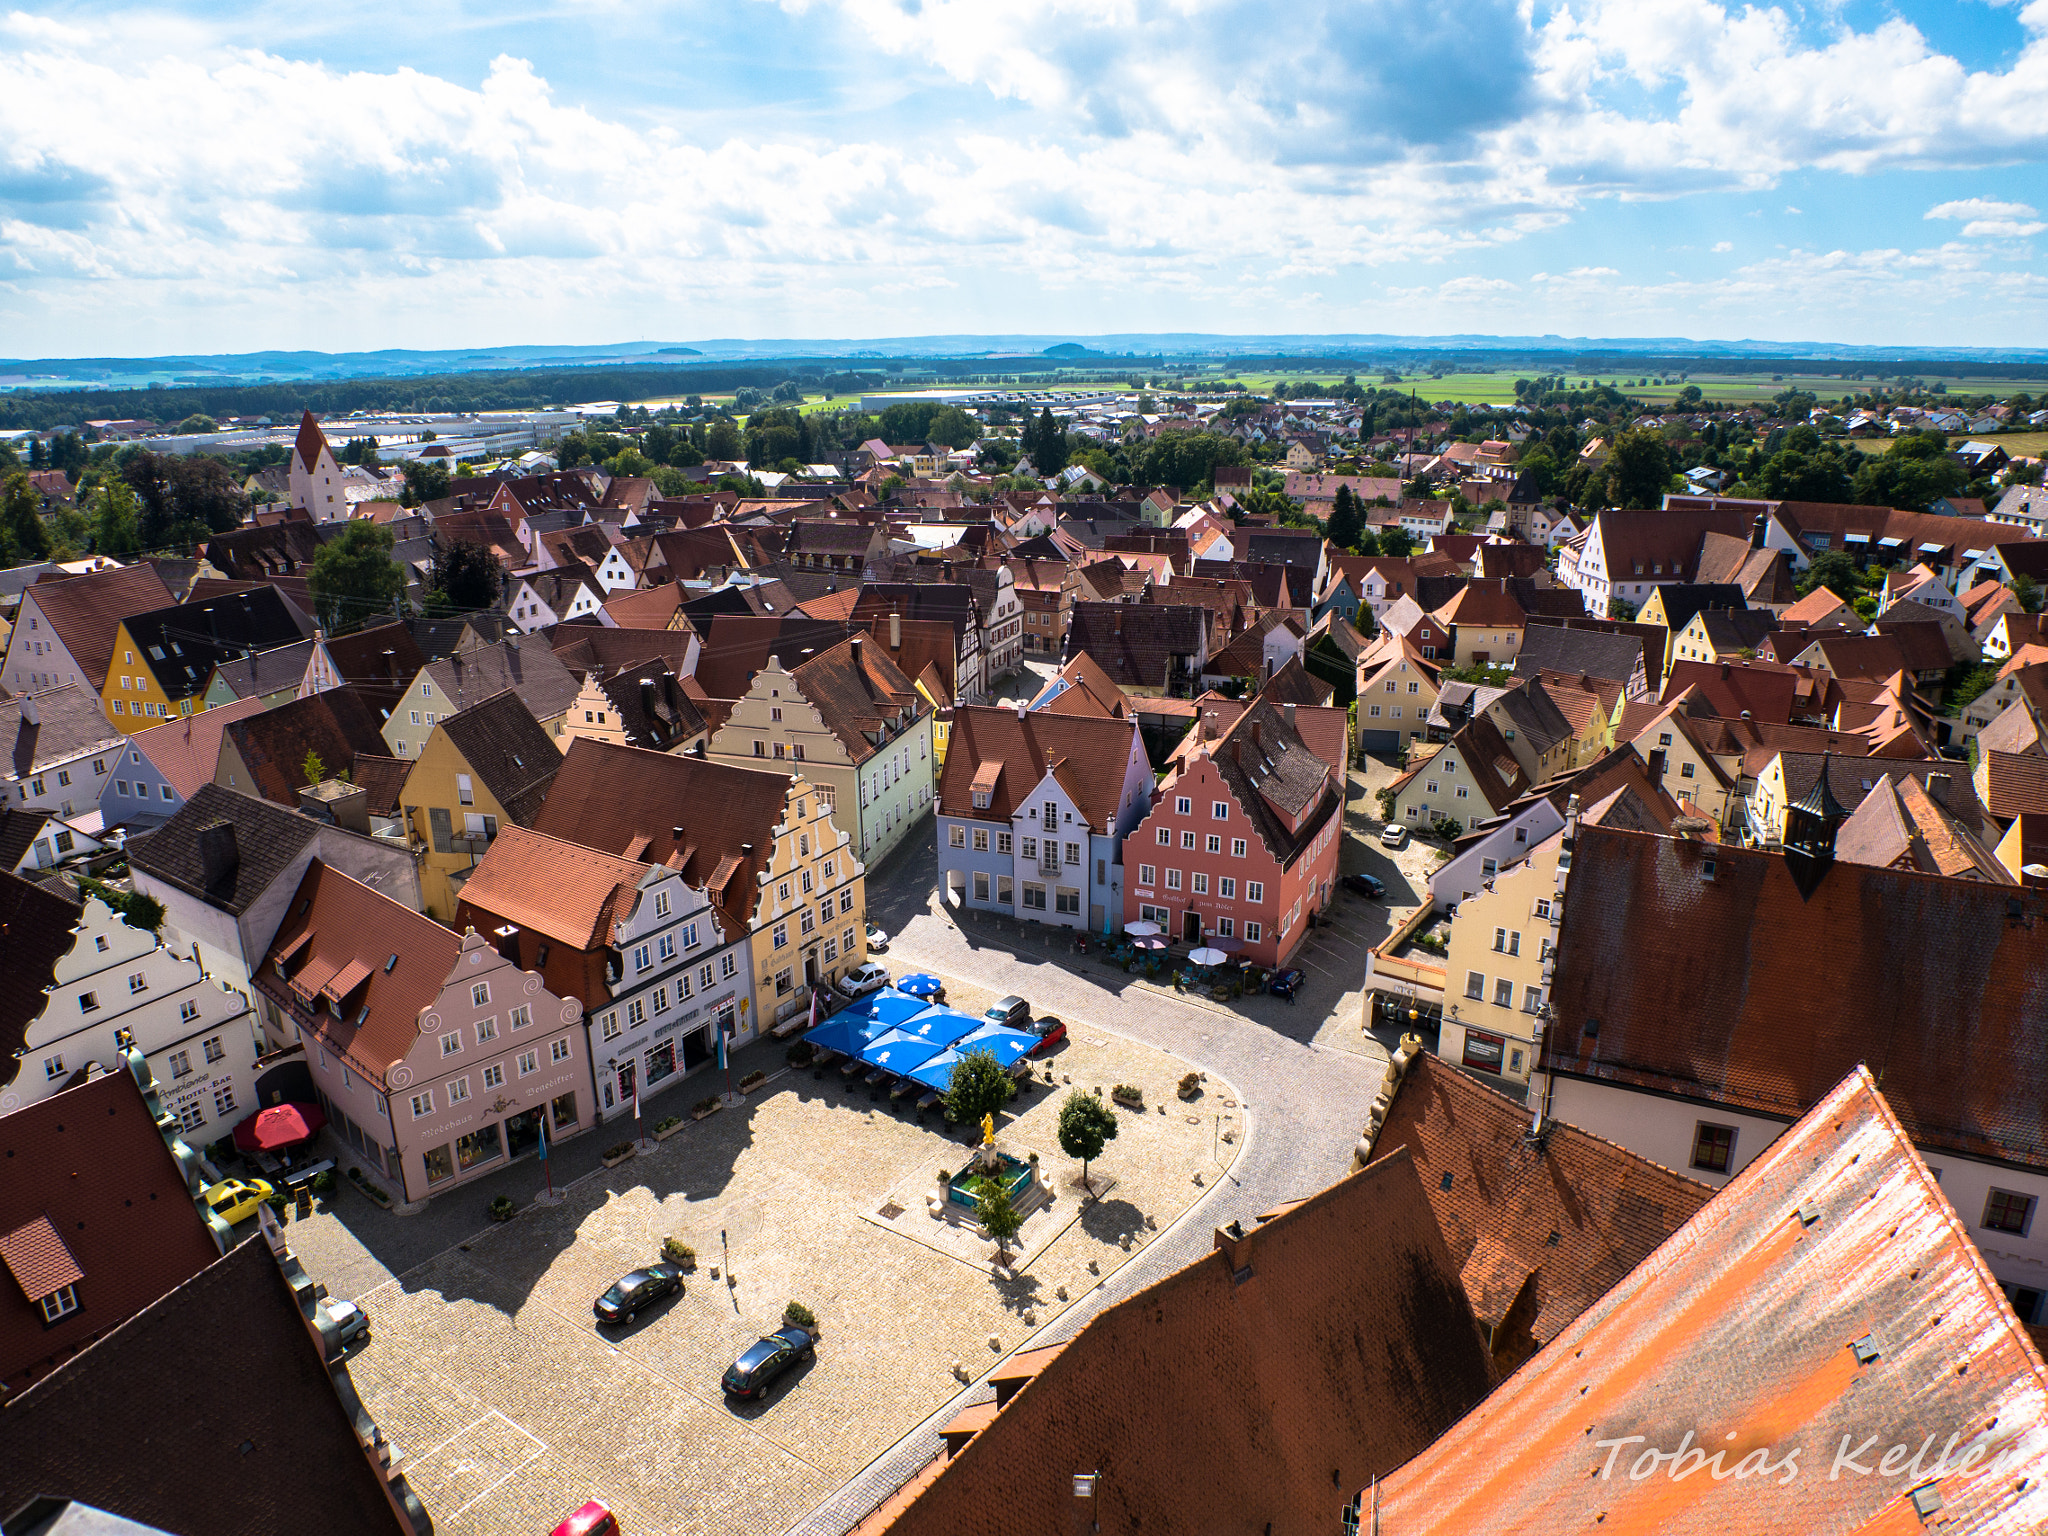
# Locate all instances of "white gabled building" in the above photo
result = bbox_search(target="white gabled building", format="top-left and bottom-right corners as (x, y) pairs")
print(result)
(3, 889), (259, 1143)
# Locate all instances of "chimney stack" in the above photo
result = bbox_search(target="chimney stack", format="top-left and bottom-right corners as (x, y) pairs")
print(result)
(20, 696), (38, 727)
(1283, 702), (1296, 732)
(1925, 771), (1951, 805)
(890, 610), (902, 649)
(851, 632), (864, 659)
(198, 822), (239, 890)
(1750, 512), (1766, 551)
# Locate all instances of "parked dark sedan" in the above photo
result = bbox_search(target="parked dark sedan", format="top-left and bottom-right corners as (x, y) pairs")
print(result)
(722, 1325), (816, 1400)
(1268, 967), (1305, 1003)
(1341, 873), (1385, 899)
(593, 1263), (683, 1325)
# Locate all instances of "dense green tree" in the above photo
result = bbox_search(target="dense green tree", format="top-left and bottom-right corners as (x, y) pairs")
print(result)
(1056, 1091), (1119, 1195)
(973, 1174), (1023, 1263)
(745, 407), (808, 467)
(704, 418), (744, 460)
(165, 454), (249, 533)
(173, 414), (218, 434)
(1, 472), (53, 563)
(92, 479), (142, 555)
(427, 538), (504, 613)
(1514, 445), (1557, 498)
(943, 1047), (1015, 1127)
(1798, 549), (1863, 602)
(1130, 430), (1247, 492)
(2014, 574), (2044, 615)
(1024, 408), (1070, 476)
(1849, 431), (1965, 511)
(399, 459), (451, 506)
(1379, 526), (1416, 558)
(308, 520), (405, 633)
(1602, 426), (1678, 508)
(1326, 485), (1363, 551)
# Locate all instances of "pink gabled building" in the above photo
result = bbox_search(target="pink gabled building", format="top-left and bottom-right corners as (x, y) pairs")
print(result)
(1122, 696), (1344, 968)
(253, 861), (591, 1208)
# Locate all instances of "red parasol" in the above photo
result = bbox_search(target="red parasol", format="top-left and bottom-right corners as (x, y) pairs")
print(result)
(231, 1101), (328, 1152)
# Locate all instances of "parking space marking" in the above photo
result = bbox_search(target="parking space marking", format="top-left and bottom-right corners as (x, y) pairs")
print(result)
(410, 1410), (549, 1520)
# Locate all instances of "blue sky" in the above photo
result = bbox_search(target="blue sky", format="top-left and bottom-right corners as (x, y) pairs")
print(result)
(4, 0), (2048, 356)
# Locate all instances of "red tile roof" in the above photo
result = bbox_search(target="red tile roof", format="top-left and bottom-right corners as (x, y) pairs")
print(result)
(529, 737), (792, 935)
(257, 861), (461, 1086)
(0, 1216), (83, 1300)
(0, 1066), (219, 1391)
(1372, 1052), (1712, 1369)
(127, 694), (269, 801)
(1373, 1068), (2048, 1535)
(293, 409), (328, 472)
(456, 824), (646, 951)
(869, 1149), (1497, 1536)
(938, 706), (1138, 826)
(1546, 824), (2048, 1169)
(22, 564), (175, 691)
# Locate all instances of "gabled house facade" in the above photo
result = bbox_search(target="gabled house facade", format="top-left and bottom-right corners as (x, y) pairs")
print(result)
(1441, 829), (1562, 1083)
(399, 690), (563, 921)
(937, 706), (1154, 934)
(4, 891), (257, 1144)
(529, 740), (870, 1033)
(256, 863), (590, 1206)
(455, 826), (752, 1127)
(3, 687), (123, 818)
(1123, 697), (1342, 965)
(382, 637), (580, 759)
(706, 634), (935, 868)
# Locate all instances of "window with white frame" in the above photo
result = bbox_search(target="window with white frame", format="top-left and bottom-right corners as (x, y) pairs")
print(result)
(552, 1037), (571, 1062)
(1219, 877), (1235, 898)
(1245, 881), (1263, 903)
(441, 1032), (463, 1057)
(510, 1004), (531, 1030)
(471, 981), (489, 1007)
(482, 1063), (504, 1089)
(447, 1077), (470, 1104)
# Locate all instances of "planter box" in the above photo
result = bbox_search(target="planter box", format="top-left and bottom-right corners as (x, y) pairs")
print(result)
(654, 1121), (686, 1141)
(601, 1147), (636, 1168)
(740, 1075), (768, 1094)
(1112, 1090), (1144, 1109)
(692, 1104), (721, 1122)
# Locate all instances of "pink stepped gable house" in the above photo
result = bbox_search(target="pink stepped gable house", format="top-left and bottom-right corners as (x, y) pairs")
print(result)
(1123, 695), (1344, 968)
(254, 861), (591, 1208)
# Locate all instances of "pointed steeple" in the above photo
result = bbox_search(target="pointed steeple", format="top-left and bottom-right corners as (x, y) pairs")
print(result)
(294, 410), (330, 473)
(1783, 752), (1847, 898)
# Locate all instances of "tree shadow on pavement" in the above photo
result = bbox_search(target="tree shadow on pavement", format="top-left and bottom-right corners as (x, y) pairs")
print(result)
(1076, 1196), (1147, 1247)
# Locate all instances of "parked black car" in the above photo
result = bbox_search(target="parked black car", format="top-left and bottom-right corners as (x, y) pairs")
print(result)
(593, 1263), (684, 1325)
(722, 1325), (816, 1399)
(1341, 873), (1385, 899)
(1269, 967), (1305, 1003)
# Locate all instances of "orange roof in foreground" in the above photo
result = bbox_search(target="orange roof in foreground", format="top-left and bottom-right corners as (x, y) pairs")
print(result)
(1372, 1067), (2048, 1535)
(868, 1149), (1496, 1536)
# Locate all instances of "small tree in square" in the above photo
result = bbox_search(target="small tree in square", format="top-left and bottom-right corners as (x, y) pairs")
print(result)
(974, 1175), (1023, 1263)
(1057, 1090), (1119, 1196)
(944, 1047), (1014, 1127)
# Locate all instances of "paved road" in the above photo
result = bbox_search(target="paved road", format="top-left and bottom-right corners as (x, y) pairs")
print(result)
(784, 820), (1387, 1536)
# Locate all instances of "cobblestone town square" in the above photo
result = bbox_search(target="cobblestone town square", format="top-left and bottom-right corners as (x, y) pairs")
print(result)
(291, 1004), (1238, 1535)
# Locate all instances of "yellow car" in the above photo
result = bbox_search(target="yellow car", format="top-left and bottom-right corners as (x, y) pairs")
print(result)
(202, 1177), (274, 1226)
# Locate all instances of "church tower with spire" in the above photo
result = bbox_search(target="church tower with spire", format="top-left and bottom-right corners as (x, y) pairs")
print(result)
(288, 410), (346, 522)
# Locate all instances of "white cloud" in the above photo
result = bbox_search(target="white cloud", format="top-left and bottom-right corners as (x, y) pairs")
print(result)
(5, 0), (2048, 347)
(1926, 197), (2046, 236)
(1711, 240), (1732, 251)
